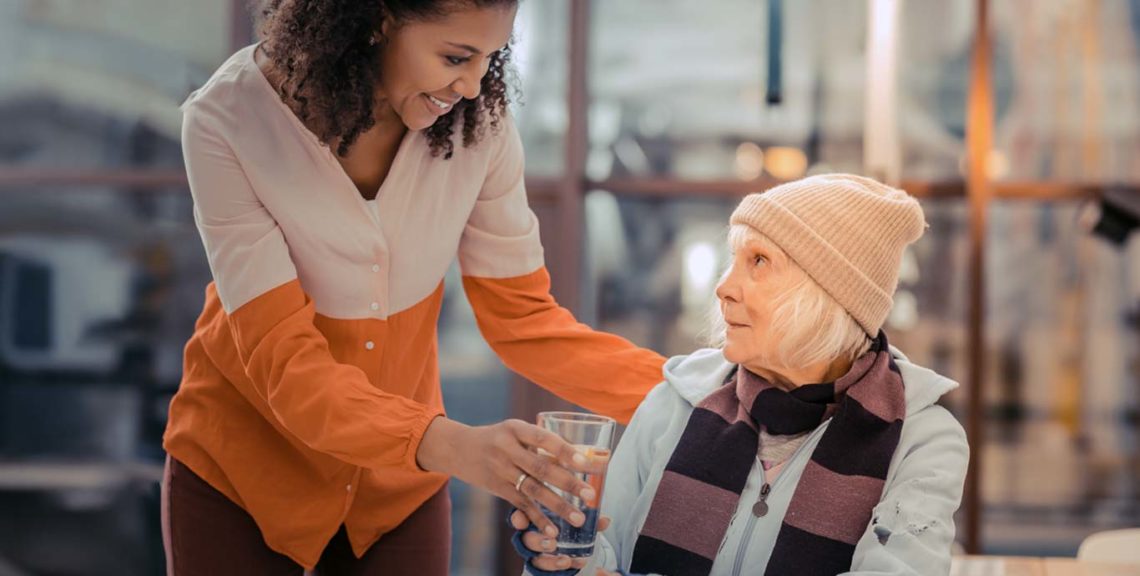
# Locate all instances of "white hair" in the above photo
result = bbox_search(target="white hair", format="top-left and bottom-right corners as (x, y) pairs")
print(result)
(703, 225), (873, 369)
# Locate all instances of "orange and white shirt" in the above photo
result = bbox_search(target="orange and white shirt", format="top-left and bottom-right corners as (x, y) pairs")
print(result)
(162, 44), (665, 569)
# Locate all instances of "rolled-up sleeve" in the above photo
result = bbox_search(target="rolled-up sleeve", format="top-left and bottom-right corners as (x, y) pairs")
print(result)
(457, 117), (665, 424)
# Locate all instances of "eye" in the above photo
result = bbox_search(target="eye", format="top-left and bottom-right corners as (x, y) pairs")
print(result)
(445, 55), (470, 66)
(753, 255), (767, 266)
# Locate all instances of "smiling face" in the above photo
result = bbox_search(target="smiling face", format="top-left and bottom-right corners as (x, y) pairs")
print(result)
(376, 3), (517, 130)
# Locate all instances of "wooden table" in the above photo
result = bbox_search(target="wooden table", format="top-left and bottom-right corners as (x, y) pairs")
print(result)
(953, 556), (1140, 576)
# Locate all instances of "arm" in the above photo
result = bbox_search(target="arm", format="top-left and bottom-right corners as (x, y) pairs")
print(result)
(841, 407), (969, 576)
(182, 102), (441, 472)
(459, 116), (666, 424)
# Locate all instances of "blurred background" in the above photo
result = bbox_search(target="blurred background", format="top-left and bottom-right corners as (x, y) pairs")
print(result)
(0, 0), (1139, 574)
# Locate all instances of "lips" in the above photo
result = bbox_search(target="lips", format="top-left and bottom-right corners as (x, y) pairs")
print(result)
(425, 93), (458, 112)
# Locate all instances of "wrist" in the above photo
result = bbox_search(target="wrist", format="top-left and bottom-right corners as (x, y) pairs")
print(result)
(417, 416), (465, 474)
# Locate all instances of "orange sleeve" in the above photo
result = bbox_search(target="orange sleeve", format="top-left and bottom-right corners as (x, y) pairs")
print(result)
(183, 101), (441, 472)
(224, 281), (443, 471)
(462, 268), (666, 425)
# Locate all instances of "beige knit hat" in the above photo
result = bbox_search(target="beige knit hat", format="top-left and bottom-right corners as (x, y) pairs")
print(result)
(729, 173), (927, 336)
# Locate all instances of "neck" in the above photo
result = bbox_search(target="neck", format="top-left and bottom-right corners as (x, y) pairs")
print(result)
(371, 93), (400, 126)
(744, 356), (853, 391)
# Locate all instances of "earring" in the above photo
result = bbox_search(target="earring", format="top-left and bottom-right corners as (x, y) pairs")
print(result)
(369, 35), (378, 46)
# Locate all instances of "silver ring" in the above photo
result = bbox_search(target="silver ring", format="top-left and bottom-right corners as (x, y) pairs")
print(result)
(514, 472), (529, 492)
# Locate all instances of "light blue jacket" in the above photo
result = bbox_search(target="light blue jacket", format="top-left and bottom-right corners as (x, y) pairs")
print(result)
(570, 347), (969, 576)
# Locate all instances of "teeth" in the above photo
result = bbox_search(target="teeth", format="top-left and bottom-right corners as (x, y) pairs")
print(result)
(427, 95), (451, 110)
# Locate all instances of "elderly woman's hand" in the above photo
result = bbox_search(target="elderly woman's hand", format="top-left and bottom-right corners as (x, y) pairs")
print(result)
(509, 509), (611, 573)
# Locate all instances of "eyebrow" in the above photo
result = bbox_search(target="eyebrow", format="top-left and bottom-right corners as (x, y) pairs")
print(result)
(446, 42), (483, 55)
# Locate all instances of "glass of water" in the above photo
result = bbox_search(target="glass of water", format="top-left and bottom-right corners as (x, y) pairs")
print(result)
(536, 411), (616, 557)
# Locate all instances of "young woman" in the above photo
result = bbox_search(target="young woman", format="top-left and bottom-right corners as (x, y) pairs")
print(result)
(161, 1), (665, 574)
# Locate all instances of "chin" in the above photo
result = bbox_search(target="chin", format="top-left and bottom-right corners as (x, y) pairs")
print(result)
(402, 114), (435, 131)
(721, 342), (744, 364)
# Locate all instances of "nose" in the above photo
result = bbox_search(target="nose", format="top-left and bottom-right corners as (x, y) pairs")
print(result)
(452, 63), (485, 100)
(715, 266), (740, 304)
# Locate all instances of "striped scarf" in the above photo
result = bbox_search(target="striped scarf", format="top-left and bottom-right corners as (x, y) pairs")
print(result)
(630, 332), (905, 576)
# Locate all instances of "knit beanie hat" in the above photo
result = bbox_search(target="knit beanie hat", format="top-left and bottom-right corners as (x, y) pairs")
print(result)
(729, 173), (927, 336)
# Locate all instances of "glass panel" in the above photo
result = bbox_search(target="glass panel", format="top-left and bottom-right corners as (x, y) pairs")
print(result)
(588, 0), (853, 181)
(587, 0), (976, 182)
(982, 200), (1140, 555)
(886, 199), (971, 404)
(0, 0), (233, 171)
(992, 0), (1140, 183)
(0, 187), (205, 575)
(581, 192), (735, 354)
(897, 1), (975, 180)
(512, 0), (568, 177)
(438, 264), (511, 576)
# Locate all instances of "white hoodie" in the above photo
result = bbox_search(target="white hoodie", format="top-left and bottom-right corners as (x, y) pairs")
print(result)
(560, 347), (968, 576)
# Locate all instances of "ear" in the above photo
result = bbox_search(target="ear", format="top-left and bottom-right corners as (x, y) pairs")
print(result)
(369, 15), (390, 47)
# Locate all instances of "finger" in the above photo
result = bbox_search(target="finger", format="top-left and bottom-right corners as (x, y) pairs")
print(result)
(518, 474), (587, 528)
(504, 486), (558, 537)
(597, 515), (611, 532)
(531, 554), (587, 573)
(511, 421), (593, 472)
(517, 446), (596, 506)
(522, 530), (557, 554)
(510, 509), (530, 531)
(532, 554), (575, 572)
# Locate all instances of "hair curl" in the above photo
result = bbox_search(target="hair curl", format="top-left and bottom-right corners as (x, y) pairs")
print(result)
(256, 0), (516, 159)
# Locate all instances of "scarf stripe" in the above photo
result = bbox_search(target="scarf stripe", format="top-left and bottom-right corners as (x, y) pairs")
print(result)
(664, 411), (756, 493)
(631, 536), (716, 575)
(809, 401), (903, 479)
(781, 461), (886, 544)
(631, 333), (905, 576)
(765, 524), (857, 576)
(639, 471), (740, 556)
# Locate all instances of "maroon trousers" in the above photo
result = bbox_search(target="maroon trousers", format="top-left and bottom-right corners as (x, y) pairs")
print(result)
(161, 457), (451, 576)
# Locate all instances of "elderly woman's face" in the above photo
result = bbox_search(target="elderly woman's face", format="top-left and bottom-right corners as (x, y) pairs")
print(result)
(715, 230), (809, 369)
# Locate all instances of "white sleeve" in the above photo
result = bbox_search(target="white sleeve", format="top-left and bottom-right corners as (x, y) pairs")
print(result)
(842, 407), (969, 576)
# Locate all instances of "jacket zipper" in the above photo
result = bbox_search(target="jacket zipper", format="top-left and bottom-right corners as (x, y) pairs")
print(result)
(731, 467), (766, 576)
(730, 426), (827, 576)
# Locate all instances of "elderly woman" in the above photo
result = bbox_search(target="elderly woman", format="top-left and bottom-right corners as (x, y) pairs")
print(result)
(510, 173), (970, 576)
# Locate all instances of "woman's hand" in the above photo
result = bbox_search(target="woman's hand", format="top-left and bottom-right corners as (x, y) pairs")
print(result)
(595, 570), (621, 576)
(509, 510), (611, 573)
(417, 416), (598, 534)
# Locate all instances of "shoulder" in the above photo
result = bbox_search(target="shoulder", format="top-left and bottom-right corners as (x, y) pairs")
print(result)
(625, 381), (691, 440)
(894, 403), (969, 480)
(180, 45), (266, 138)
(471, 109), (522, 166)
(902, 405), (967, 446)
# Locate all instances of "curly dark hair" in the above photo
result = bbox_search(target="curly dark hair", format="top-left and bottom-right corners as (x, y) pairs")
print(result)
(256, 0), (517, 159)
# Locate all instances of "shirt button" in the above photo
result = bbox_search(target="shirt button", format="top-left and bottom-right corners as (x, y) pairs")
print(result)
(370, 302), (380, 311)
(346, 484), (352, 492)
(371, 264), (380, 273)
(364, 341), (375, 350)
